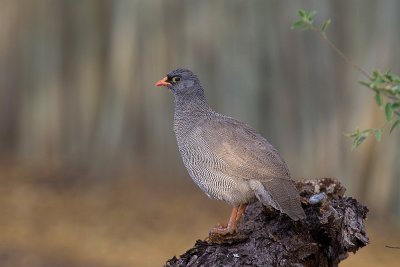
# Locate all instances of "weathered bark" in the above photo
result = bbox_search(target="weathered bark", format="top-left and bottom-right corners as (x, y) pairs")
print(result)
(165, 178), (368, 267)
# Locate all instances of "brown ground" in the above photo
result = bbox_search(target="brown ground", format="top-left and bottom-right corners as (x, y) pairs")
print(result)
(0, 166), (399, 267)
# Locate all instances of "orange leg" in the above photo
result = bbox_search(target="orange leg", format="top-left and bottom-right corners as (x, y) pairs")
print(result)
(210, 203), (247, 235)
(236, 203), (247, 222)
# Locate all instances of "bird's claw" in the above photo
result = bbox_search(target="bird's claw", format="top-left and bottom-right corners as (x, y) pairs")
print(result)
(209, 223), (235, 236)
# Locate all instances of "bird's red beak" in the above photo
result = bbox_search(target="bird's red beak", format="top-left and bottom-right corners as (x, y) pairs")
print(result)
(155, 76), (171, 87)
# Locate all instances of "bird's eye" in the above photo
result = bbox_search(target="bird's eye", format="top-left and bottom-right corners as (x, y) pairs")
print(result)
(171, 76), (181, 83)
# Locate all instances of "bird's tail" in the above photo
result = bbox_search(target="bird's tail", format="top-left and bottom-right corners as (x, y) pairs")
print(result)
(262, 178), (306, 220)
(250, 178), (306, 220)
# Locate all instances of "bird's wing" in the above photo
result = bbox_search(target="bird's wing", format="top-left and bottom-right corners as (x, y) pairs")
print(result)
(197, 116), (291, 181)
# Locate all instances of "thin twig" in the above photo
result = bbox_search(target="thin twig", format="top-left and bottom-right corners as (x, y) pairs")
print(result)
(385, 245), (400, 249)
(309, 24), (400, 118)
(309, 25), (373, 81)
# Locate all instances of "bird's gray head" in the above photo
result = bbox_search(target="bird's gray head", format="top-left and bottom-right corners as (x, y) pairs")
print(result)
(155, 68), (203, 96)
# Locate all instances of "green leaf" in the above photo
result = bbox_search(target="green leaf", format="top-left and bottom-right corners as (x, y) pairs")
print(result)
(374, 92), (383, 106)
(352, 132), (370, 150)
(292, 20), (302, 28)
(372, 70), (382, 81)
(292, 20), (309, 30)
(390, 119), (400, 133)
(321, 19), (331, 33)
(293, 10), (317, 30)
(298, 10), (306, 18)
(385, 103), (394, 121)
(374, 129), (382, 142)
(350, 129), (373, 150)
(392, 102), (400, 110)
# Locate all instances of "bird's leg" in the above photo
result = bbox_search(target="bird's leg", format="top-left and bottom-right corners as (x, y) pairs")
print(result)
(210, 206), (238, 235)
(235, 203), (247, 223)
(210, 204), (249, 235)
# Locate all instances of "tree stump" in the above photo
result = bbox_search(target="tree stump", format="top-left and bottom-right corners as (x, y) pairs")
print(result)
(165, 178), (368, 267)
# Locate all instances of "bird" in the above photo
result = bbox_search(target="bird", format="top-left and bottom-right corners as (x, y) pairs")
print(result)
(155, 68), (306, 235)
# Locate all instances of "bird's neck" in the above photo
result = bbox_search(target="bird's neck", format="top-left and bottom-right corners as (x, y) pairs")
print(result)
(173, 93), (213, 136)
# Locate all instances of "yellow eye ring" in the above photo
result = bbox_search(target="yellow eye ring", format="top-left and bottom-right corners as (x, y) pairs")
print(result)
(171, 76), (181, 83)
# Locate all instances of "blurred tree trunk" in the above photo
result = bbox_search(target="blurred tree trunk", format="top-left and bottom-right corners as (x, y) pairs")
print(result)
(0, 0), (399, 218)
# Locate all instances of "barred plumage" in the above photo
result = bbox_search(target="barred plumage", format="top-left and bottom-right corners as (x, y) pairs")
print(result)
(156, 68), (305, 235)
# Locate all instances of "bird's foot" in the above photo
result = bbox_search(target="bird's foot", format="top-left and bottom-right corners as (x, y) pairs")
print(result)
(207, 223), (247, 244)
(209, 223), (235, 236)
(206, 205), (249, 243)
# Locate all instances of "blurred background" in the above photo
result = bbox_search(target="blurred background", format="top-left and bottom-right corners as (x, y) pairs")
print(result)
(0, 0), (399, 266)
